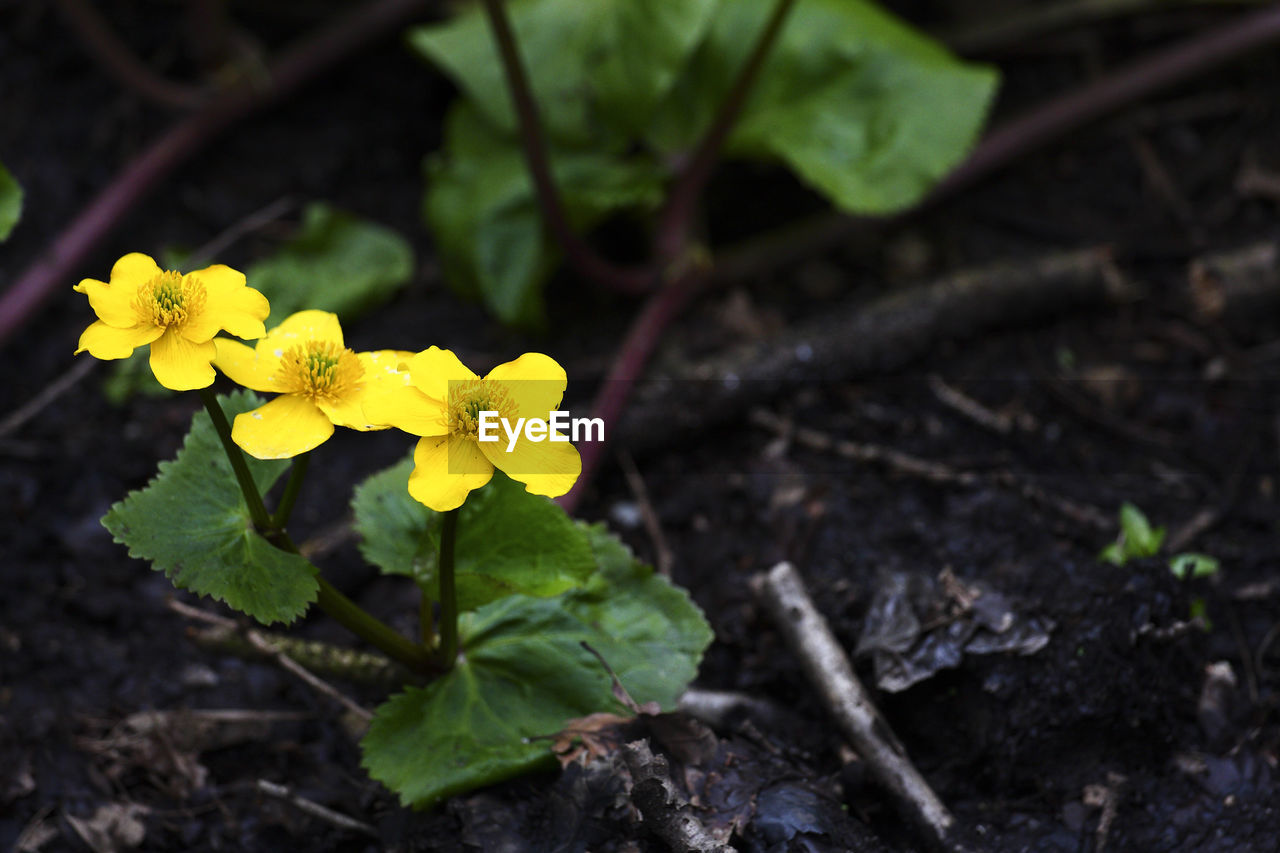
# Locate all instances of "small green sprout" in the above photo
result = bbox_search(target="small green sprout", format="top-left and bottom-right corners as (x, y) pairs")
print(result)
(1099, 503), (1221, 580)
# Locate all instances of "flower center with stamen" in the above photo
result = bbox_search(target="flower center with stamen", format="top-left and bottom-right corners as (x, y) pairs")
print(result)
(277, 341), (363, 401)
(448, 379), (515, 439)
(135, 270), (206, 329)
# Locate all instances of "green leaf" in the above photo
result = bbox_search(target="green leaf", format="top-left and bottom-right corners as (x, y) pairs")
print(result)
(101, 391), (318, 624)
(247, 203), (414, 327)
(410, 0), (720, 144)
(1169, 552), (1220, 580)
(353, 459), (597, 610)
(361, 524), (712, 808)
(0, 161), (21, 241)
(647, 0), (998, 213)
(1118, 502), (1164, 559)
(424, 104), (664, 326)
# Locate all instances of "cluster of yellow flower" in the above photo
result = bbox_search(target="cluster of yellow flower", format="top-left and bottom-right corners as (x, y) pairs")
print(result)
(75, 253), (580, 511)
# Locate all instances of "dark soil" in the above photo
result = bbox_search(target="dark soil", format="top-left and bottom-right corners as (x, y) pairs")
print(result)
(3, 3), (1278, 851)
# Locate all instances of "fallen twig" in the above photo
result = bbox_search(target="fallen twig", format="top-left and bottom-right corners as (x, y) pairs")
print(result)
(622, 739), (736, 853)
(254, 779), (378, 838)
(751, 562), (956, 850)
(750, 408), (1113, 534)
(618, 451), (673, 576)
(167, 598), (395, 709)
(0, 358), (96, 439)
(618, 247), (1130, 458)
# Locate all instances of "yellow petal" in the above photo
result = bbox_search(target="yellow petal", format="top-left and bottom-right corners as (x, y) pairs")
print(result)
(231, 394), (334, 459)
(258, 310), (344, 356)
(75, 320), (163, 359)
(149, 329), (217, 390)
(479, 432), (581, 499)
(109, 253), (163, 288)
(213, 338), (278, 392)
(407, 435), (493, 511)
(318, 350), (415, 431)
(407, 346), (477, 402)
(183, 265), (270, 342)
(485, 352), (567, 421)
(362, 384), (448, 436)
(73, 277), (139, 328)
(361, 350), (415, 389)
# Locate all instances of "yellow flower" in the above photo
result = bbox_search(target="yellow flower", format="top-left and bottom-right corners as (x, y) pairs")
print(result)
(365, 347), (582, 511)
(213, 310), (412, 459)
(74, 253), (270, 390)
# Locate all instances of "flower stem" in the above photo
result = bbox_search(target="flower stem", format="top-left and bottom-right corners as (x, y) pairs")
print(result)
(198, 387), (273, 532)
(271, 451), (310, 530)
(198, 388), (435, 674)
(315, 576), (436, 673)
(436, 508), (460, 669)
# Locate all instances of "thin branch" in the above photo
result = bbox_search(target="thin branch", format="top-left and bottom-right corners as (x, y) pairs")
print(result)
(752, 562), (955, 851)
(168, 600), (376, 721)
(254, 780), (379, 838)
(0, 0), (437, 349)
(53, 0), (205, 109)
(478, 0), (653, 294)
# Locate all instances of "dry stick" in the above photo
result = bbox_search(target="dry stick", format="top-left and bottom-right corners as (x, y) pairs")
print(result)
(167, 599), (383, 715)
(618, 247), (1130, 458)
(0, 0), (435, 349)
(750, 409), (1113, 534)
(0, 358), (96, 439)
(53, 0), (206, 109)
(254, 780), (379, 838)
(752, 562), (955, 850)
(617, 450), (674, 576)
(621, 740), (736, 853)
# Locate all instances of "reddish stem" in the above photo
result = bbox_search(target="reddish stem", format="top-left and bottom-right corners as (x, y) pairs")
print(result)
(559, 273), (701, 515)
(478, 0), (653, 295)
(654, 0), (798, 264)
(53, 0), (205, 109)
(0, 0), (434, 349)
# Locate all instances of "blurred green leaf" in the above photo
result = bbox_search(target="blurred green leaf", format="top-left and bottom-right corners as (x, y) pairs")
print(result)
(361, 523), (712, 808)
(352, 459), (596, 610)
(646, 0), (998, 213)
(101, 392), (317, 625)
(248, 203), (414, 326)
(0, 162), (21, 241)
(1118, 502), (1164, 559)
(1169, 552), (1219, 580)
(425, 104), (664, 326)
(410, 0), (720, 144)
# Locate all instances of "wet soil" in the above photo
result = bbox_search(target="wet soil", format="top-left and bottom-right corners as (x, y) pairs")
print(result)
(3, 3), (1278, 851)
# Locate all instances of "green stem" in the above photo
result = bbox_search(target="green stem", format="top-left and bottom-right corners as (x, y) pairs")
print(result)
(437, 509), (460, 669)
(316, 577), (435, 673)
(420, 588), (435, 648)
(198, 387), (272, 531)
(271, 451), (310, 529)
(198, 388), (434, 674)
